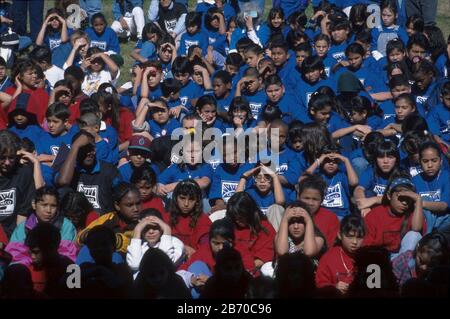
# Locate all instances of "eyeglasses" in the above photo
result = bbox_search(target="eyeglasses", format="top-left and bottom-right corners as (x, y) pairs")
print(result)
(254, 175), (272, 182)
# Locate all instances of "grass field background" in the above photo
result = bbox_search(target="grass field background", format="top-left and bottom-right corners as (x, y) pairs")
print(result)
(40, 0), (449, 86)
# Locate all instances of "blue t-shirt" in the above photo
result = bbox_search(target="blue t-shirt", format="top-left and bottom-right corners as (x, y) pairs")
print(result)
(45, 28), (74, 51)
(246, 187), (276, 215)
(321, 54), (338, 78)
(214, 91), (234, 113)
(179, 80), (204, 112)
(333, 65), (387, 94)
(8, 125), (45, 147)
(85, 27), (121, 54)
(276, 57), (298, 92)
(209, 163), (255, 203)
(158, 163), (214, 186)
(295, 77), (337, 111)
(118, 161), (160, 183)
(329, 40), (351, 62)
(36, 131), (75, 157)
(413, 79), (440, 114)
(379, 100), (396, 121)
(95, 139), (115, 164)
(148, 118), (181, 138)
(178, 30), (209, 57)
(261, 92), (309, 124)
(205, 28), (227, 57)
(359, 166), (390, 197)
(371, 25), (409, 57)
(427, 103), (450, 143)
(434, 54), (448, 79)
(0, 76), (13, 92)
(320, 170), (351, 218)
(242, 89), (267, 121)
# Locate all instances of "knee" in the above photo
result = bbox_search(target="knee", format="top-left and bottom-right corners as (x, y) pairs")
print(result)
(402, 231), (422, 246)
(132, 6), (144, 15)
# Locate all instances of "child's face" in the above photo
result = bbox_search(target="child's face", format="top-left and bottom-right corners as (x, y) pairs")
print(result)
(146, 32), (159, 43)
(199, 103), (217, 123)
(356, 41), (371, 58)
(295, 50), (310, 68)
(311, 105), (332, 124)
(151, 102), (170, 124)
(376, 154), (397, 174)
(340, 230), (364, 255)
(232, 108), (247, 121)
(244, 51), (260, 68)
(388, 187), (414, 215)
(304, 69), (322, 83)
(258, 61), (276, 79)
(143, 223), (162, 246)
(388, 49), (405, 63)
(35, 77), (46, 89)
(322, 155), (340, 175)
(0, 150), (17, 176)
(49, 15), (61, 29)
(415, 247), (433, 278)
(225, 64), (238, 76)
(183, 142), (203, 165)
(254, 172), (272, 194)
(77, 139), (96, 167)
(89, 57), (104, 73)
(47, 116), (67, 136)
(381, 8), (396, 26)
(350, 110), (367, 124)
(115, 191), (142, 222)
(270, 125), (288, 148)
(314, 40), (330, 57)
(176, 194), (197, 215)
(408, 44), (426, 61)
(0, 65), (6, 79)
(271, 14), (283, 28)
(174, 72), (190, 86)
(192, 68), (204, 86)
(298, 188), (322, 215)
(13, 114), (28, 126)
(290, 137), (303, 151)
(160, 0), (172, 8)
(442, 93), (450, 108)
(331, 28), (349, 43)
(34, 195), (58, 223)
(347, 52), (363, 70)
(265, 84), (284, 102)
(92, 17), (106, 34)
(21, 68), (37, 88)
(129, 149), (148, 167)
(420, 148), (441, 178)
(210, 235), (231, 255)
(395, 98), (415, 121)
(29, 247), (43, 267)
(391, 84), (411, 98)
(159, 43), (173, 62)
(213, 78), (230, 98)
(187, 25), (198, 35)
(243, 76), (260, 93)
(288, 218), (305, 240)
(271, 47), (289, 67)
(56, 87), (73, 106)
(147, 67), (163, 87)
(414, 71), (433, 92)
(135, 180), (154, 201)
(406, 23), (415, 37)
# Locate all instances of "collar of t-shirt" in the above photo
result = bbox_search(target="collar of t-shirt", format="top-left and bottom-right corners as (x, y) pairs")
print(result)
(78, 160), (101, 173)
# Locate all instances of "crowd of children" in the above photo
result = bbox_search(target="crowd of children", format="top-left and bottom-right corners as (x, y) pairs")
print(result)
(0, 0), (449, 299)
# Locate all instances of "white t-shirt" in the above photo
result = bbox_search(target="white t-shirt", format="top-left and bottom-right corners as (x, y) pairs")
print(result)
(44, 65), (65, 90)
(81, 69), (120, 96)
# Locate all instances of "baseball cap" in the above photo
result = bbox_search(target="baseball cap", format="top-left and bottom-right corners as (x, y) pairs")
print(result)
(128, 135), (151, 153)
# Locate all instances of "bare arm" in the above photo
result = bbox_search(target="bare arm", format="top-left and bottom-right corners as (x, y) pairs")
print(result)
(134, 98), (150, 128)
(59, 15), (69, 43)
(338, 154), (359, 187)
(130, 48), (148, 63)
(36, 15), (51, 46)
(56, 135), (89, 187)
(194, 176), (211, 190)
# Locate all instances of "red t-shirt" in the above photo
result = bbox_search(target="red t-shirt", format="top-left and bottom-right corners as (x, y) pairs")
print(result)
(68, 94), (88, 124)
(316, 246), (356, 288)
(234, 219), (276, 264)
(363, 205), (426, 253)
(4, 87), (49, 126)
(142, 196), (167, 215)
(27, 265), (47, 293)
(162, 212), (212, 250)
(104, 107), (135, 143)
(0, 224), (8, 245)
(313, 207), (340, 248)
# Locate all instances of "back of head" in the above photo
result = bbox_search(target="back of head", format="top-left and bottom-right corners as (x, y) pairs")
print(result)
(275, 251), (316, 298)
(84, 225), (116, 265)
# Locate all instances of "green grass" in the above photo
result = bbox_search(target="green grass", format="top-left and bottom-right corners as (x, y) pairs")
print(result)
(41, 0), (449, 86)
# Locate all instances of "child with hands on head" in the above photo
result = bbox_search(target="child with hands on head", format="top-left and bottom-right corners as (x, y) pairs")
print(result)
(36, 8), (71, 51)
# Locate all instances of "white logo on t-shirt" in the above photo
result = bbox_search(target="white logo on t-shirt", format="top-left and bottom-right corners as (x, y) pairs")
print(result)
(221, 181), (238, 203)
(77, 183), (100, 209)
(0, 188), (16, 217)
(51, 145), (60, 156)
(249, 102), (262, 119)
(419, 190), (441, 202)
(374, 184), (386, 196)
(165, 19), (177, 33)
(323, 182), (343, 208)
(90, 40), (107, 51)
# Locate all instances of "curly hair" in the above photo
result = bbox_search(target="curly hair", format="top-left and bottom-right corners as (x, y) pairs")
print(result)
(169, 179), (203, 229)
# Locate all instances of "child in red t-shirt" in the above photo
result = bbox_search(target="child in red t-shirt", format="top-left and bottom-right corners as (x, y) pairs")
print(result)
(164, 180), (212, 259)
(316, 215), (366, 295)
(131, 165), (166, 214)
(296, 173), (341, 248)
(363, 176), (425, 258)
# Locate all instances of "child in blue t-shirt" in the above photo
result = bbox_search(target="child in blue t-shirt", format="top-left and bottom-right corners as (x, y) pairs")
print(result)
(327, 14), (352, 63)
(225, 96), (257, 132)
(264, 7), (290, 43)
(380, 74), (412, 121)
(304, 144), (359, 219)
(203, 7), (228, 60)
(296, 56), (336, 112)
(354, 139), (400, 216)
(118, 135), (154, 182)
(269, 41), (297, 92)
(412, 142), (450, 234)
(178, 12), (209, 57)
(133, 97), (181, 139)
(313, 34), (338, 78)
(411, 59), (440, 114)
(0, 57), (12, 92)
(7, 109), (45, 148)
(85, 13), (121, 55)
(212, 70), (234, 116)
(36, 102), (74, 165)
(235, 67), (266, 121)
(236, 164), (286, 216)
(172, 56), (205, 112)
(371, 1), (409, 58)
(427, 81), (450, 143)
(378, 93), (418, 139)
(160, 78), (183, 119)
(196, 95), (226, 133)
(36, 8), (72, 52)
(131, 22), (163, 64)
